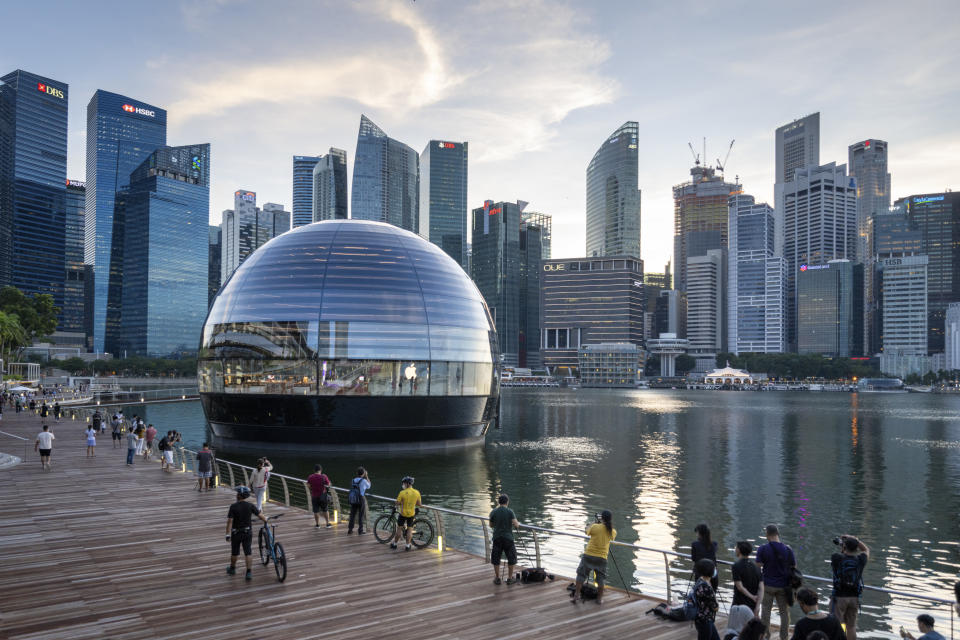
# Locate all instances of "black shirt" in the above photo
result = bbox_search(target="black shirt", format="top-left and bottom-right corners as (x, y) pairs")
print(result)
(791, 615), (847, 640)
(731, 558), (762, 606)
(227, 501), (260, 530)
(830, 552), (867, 597)
(198, 450), (214, 473)
(692, 539), (718, 563)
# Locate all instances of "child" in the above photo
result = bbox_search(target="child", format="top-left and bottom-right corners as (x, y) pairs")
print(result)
(694, 558), (721, 640)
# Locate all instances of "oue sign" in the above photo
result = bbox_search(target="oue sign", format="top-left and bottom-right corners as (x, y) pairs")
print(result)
(543, 263), (565, 271)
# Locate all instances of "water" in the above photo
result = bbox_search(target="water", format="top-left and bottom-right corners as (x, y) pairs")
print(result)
(124, 389), (960, 637)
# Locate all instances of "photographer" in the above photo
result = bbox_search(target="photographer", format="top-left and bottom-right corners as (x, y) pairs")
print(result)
(830, 535), (869, 640)
(570, 510), (616, 605)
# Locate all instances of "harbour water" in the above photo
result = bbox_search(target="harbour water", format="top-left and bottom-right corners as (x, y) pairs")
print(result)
(125, 389), (960, 637)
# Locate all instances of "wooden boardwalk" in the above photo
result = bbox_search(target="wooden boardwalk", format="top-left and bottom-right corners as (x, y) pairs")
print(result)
(0, 409), (706, 640)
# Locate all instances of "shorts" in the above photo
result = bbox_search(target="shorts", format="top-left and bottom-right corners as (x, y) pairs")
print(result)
(86, 439), (96, 446)
(490, 537), (518, 566)
(575, 553), (608, 587)
(311, 495), (329, 513)
(397, 514), (415, 528)
(163, 450), (174, 464)
(112, 432), (122, 441)
(231, 529), (252, 556)
(38, 448), (52, 456)
(197, 471), (212, 479)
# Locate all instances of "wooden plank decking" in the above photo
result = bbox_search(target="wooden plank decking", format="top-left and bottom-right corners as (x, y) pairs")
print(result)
(0, 409), (708, 640)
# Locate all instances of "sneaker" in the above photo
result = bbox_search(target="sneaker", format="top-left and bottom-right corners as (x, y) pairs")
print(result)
(226, 566), (236, 575)
(315, 524), (320, 528)
(325, 523), (332, 528)
(245, 570), (252, 581)
(405, 544), (412, 551)
(390, 542), (397, 549)
(506, 577), (517, 585)
(493, 577), (502, 585)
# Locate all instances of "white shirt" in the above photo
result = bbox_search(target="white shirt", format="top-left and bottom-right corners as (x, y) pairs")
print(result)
(36, 431), (55, 448)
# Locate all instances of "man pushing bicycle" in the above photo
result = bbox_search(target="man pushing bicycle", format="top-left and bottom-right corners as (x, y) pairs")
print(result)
(390, 476), (422, 551)
(226, 485), (269, 580)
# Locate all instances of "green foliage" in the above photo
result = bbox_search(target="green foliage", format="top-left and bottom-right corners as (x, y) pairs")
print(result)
(0, 286), (59, 341)
(644, 354), (661, 376)
(0, 310), (30, 360)
(675, 354), (696, 375)
(714, 352), (880, 381)
(57, 356), (197, 378)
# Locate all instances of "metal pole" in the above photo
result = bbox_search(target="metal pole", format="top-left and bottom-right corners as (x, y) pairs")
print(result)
(281, 477), (290, 506)
(480, 518), (490, 563)
(532, 530), (542, 567)
(664, 552), (672, 600)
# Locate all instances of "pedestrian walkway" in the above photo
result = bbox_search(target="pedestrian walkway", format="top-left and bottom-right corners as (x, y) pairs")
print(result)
(0, 409), (717, 639)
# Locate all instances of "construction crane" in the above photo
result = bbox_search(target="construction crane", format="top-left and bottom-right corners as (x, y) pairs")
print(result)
(687, 142), (700, 166)
(716, 139), (735, 173)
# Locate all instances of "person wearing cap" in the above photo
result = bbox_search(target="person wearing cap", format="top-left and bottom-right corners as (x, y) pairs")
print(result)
(390, 476), (422, 551)
(225, 485), (268, 580)
(901, 615), (945, 640)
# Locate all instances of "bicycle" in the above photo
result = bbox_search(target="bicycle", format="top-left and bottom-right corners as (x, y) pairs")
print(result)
(257, 514), (287, 582)
(372, 505), (434, 549)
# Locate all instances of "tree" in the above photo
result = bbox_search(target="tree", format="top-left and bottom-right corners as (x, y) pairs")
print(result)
(644, 355), (661, 376)
(0, 310), (29, 362)
(675, 354), (696, 375)
(58, 357), (87, 375)
(0, 286), (59, 342)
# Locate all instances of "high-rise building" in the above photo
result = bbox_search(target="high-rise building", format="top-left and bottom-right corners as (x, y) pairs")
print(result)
(782, 162), (857, 349)
(86, 90), (167, 352)
(774, 113), (820, 256)
(655, 289), (686, 338)
(351, 115), (419, 233)
(673, 165), (738, 292)
(420, 140), (468, 267)
(878, 255), (928, 356)
(945, 303), (960, 371)
(310, 148), (347, 223)
(208, 225), (221, 307)
(0, 70), (68, 313)
(643, 265), (671, 340)
(894, 193), (960, 353)
(686, 249), (725, 364)
(292, 155), (320, 228)
(797, 259), (863, 357)
(585, 121), (641, 258)
(540, 256), (645, 377)
(728, 194), (785, 354)
(109, 144), (210, 357)
(521, 211), (552, 260)
(220, 191), (290, 282)
(63, 180), (87, 336)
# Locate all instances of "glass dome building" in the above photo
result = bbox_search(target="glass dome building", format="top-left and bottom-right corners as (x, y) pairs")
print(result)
(199, 220), (500, 451)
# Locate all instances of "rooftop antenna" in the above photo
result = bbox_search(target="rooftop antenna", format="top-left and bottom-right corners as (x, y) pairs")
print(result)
(702, 137), (706, 169)
(716, 139), (735, 173)
(687, 142), (700, 166)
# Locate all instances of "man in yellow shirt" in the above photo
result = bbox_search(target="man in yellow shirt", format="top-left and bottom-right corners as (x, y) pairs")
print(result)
(571, 510), (616, 605)
(391, 476), (422, 551)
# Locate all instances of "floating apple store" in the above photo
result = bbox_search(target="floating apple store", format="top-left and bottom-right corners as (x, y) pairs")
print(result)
(198, 220), (500, 452)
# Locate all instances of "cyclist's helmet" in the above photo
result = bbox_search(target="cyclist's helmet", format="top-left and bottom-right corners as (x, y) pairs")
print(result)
(235, 485), (251, 498)
(401, 476), (415, 486)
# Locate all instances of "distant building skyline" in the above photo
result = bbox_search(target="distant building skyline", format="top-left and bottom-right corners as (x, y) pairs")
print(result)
(351, 114), (419, 233)
(291, 155), (320, 228)
(673, 165), (738, 292)
(421, 139), (468, 268)
(220, 190), (290, 283)
(585, 121), (641, 260)
(311, 148), (348, 223)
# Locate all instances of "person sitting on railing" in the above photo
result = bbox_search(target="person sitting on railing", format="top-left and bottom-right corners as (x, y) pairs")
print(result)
(693, 559), (721, 640)
(489, 493), (520, 586)
(900, 614), (945, 640)
(570, 510), (616, 605)
(790, 587), (846, 640)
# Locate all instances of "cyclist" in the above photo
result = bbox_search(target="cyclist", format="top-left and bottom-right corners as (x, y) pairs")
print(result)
(225, 485), (269, 580)
(390, 476), (422, 551)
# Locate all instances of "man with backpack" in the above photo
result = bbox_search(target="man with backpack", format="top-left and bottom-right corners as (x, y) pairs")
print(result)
(756, 524), (797, 640)
(831, 534), (869, 640)
(347, 466), (370, 534)
(307, 464), (332, 528)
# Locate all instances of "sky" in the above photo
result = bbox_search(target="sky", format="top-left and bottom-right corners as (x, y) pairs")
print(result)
(4, 0), (959, 270)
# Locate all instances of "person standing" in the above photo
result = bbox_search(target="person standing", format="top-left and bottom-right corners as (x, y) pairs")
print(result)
(831, 535), (869, 640)
(35, 424), (55, 470)
(756, 524), (797, 640)
(225, 486), (268, 580)
(570, 510), (616, 605)
(39, 402), (48, 420)
(249, 458), (273, 511)
(790, 588), (846, 640)
(489, 493), (520, 585)
(196, 442), (215, 492)
(84, 424), (97, 457)
(692, 523), (719, 590)
(157, 431), (173, 471)
(92, 410), (103, 433)
(307, 464), (332, 528)
(143, 424), (157, 460)
(347, 466), (371, 534)
(390, 476), (422, 551)
(693, 559), (721, 640)
(732, 540), (763, 614)
(111, 414), (122, 448)
(125, 427), (139, 466)
(53, 401), (61, 423)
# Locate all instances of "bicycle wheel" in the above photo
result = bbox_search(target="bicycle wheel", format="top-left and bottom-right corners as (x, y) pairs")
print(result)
(258, 529), (270, 565)
(410, 518), (434, 548)
(373, 514), (396, 543)
(273, 542), (287, 582)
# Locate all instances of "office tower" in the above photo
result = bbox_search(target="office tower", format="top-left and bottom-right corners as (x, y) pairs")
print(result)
(893, 193), (960, 352)
(471, 200), (541, 367)
(208, 226), (221, 307)
(586, 121), (641, 258)
(86, 90), (167, 352)
(540, 256), (644, 377)
(878, 255), (928, 355)
(311, 148), (347, 222)
(520, 215), (547, 368)
(655, 289), (686, 338)
(109, 144), (210, 357)
(351, 115), (419, 233)
(420, 140), (468, 267)
(946, 303), (960, 370)
(672, 165), (738, 292)
(686, 249), (725, 364)
(220, 191), (291, 282)
(797, 260), (863, 357)
(774, 113), (820, 256)
(0, 70), (68, 312)
(728, 194), (785, 354)
(63, 180), (87, 336)
(643, 266), (671, 340)
(292, 155), (320, 227)
(521, 211), (552, 260)
(782, 162), (857, 349)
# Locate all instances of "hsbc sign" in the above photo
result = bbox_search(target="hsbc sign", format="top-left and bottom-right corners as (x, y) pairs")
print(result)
(36, 82), (64, 99)
(122, 104), (156, 118)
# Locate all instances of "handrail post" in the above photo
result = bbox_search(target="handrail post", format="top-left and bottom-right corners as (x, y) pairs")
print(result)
(433, 508), (445, 551)
(532, 530), (542, 567)
(241, 466), (250, 487)
(227, 462), (235, 488)
(664, 552), (671, 600)
(329, 487), (341, 524)
(281, 477), (290, 507)
(481, 518), (490, 563)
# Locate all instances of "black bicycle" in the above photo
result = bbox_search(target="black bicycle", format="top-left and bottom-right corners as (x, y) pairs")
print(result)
(373, 505), (434, 548)
(258, 514), (287, 582)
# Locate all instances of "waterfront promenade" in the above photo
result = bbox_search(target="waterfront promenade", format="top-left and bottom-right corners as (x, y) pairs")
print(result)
(0, 410), (698, 640)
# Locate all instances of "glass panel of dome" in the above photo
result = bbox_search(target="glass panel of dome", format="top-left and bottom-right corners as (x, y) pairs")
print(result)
(422, 295), (490, 329)
(319, 290), (427, 323)
(335, 322), (430, 360)
(428, 326), (494, 362)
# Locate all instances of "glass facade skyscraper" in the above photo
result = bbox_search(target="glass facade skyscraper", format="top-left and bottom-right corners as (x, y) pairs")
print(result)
(220, 191), (291, 282)
(292, 155), (321, 227)
(586, 122), (641, 259)
(0, 70), (68, 311)
(420, 140), (468, 268)
(86, 90), (166, 352)
(63, 180), (87, 335)
(673, 165), (738, 292)
(108, 144), (210, 357)
(797, 260), (863, 357)
(311, 148), (347, 222)
(351, 115), (419, 233)
(208, 225), (221, 307)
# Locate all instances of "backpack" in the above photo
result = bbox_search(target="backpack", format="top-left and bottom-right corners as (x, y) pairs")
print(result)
(648, 603), (694, 622)
(519, 567), (554, 583)
(566, 582), (598, 600)
(348, 478), (363, 505)
(834, 555), (863, 596)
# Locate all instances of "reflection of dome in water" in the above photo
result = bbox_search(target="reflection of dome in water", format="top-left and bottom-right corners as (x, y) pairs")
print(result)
(199, 220), (500, 452)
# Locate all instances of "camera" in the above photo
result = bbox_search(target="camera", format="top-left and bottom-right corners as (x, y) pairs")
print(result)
(832, 536), (843, 545)
(595, 513), (602, 523)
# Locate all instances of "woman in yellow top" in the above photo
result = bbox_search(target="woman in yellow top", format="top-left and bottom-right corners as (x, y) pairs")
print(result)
(571, 509), (616, 605)
(391, 476), (422, 551)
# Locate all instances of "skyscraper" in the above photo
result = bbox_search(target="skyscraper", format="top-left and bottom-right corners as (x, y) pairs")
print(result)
(110, 144), (210, 356)
(311, 148), (347, 222)
(351, 115), (419, 233)
(878, 255), (928, 356)
(686, 248), (725, 364)
(292, 155), (320, 227)
(208, 225), (221, 307)
(0, 70), (68, 312)
(585, 121), (641, 259)
(221, 191), (291, 282)
(420, 140), (468, 267)
(774, 113), (820, 256)
(797, 260), (862, 357)
(86, 90), (167, 352)
(945, 303), (960, 371)
(672, 165), (738, 292)
(727, 194), (785, 354)
(782, 162), (857, 349)
(63, 180), (87, 336)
